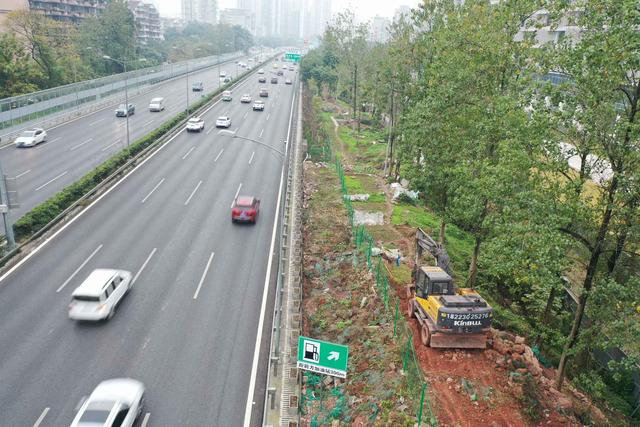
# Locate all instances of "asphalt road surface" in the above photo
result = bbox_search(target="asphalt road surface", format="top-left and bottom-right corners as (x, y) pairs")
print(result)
(0, 55), (268, 223)
(0, 59), (297, 426)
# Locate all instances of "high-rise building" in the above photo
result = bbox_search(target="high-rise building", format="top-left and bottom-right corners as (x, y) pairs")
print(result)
(393, 5), (412, 23)
(128, 1), (163, 44)
(370, 15), (390, 43)
(220, 8), (254, 33)
(182, 0), (217, 25)
(302, 0), (331, 40)
(25, 0), (109, 24)
(280, 0), (302, 40)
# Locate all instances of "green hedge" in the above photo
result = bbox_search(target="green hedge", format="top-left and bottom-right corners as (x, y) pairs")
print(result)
(11, 70), (255, 241)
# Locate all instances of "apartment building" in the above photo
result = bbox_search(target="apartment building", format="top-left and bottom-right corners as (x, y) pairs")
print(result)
(128, 1), (163, 44)
(0, 0), (28, 31)
(219, 8), (254, 33)
(26, 0), (108, 24)
(182, 0), (217, 25)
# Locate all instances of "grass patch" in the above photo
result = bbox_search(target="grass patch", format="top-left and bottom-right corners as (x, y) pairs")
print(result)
(344, 175), (379, 194)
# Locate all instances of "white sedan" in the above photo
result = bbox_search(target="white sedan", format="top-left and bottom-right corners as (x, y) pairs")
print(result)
(216, 116), (232, 128)
(186, 117), (205, 132)
(240, 94), (252, 103)
(70, 378), (145, 427)
(15, 128), (47, 147)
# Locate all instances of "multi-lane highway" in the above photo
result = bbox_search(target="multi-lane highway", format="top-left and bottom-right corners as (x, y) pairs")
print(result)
(0, 58), (296, 426)
(0, 54), (266, 222)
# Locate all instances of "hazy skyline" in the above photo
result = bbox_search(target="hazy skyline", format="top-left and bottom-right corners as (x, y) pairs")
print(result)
(152, 0), (421, 21)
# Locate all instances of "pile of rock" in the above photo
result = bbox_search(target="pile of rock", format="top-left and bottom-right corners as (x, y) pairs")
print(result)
(486, 328), (543, 379)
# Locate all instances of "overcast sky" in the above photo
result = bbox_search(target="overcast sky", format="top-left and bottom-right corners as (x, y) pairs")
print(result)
(152, 0), (421, 21)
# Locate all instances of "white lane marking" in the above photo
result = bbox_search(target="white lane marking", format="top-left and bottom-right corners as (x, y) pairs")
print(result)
(143, 119), (155, 127)
(70, 138), (93, 151)
(259, 129), (264, 138)
(193, 252), (215, 299)
(206, 126), (215, 135)
(141, 413), (151, 427)
(101, 140), (120, 152)
(141, 178), (165, 203)
(0, 61), (259, 287)
(266, 113), (270, 121)
(243, 111), (248, 119)
(89, 118), (105, 126)
(243, 88), (294, 427)
(15, 169), (31, 179)
(34, 136), (61, 150)
(182, 146), (195, 160)
(48, 137), (62, 144)
(231, 183), (242, 207)
(214, 149), (224, 162)
(248, 151), (255, 165)
(184, 180), (202, 206)
(35, 170), (68, 191)
(56, 244), (103, 292)
(233, 127), (239, 133)
(32, 407), (49, 427)
(132, 248), (157, 285)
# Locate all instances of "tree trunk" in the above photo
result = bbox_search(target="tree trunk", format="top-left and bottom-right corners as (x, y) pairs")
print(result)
(467, 237), (482, 288)
(555, 176), (618, 389)
(352, 64), (357, 121)
(439, 219), (446, 245)
(607, 228), (627, 276)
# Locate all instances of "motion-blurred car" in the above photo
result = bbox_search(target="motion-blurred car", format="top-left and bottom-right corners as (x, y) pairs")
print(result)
(240, 94), (252, 103)
(223, 76), (232, 83)
(148, 97), (165, 112)
(219, 71), (227, 78)
(231, 196), (260, 224)
(258, 76), (267, 83)
(14, 128), (47, 147)
(70, 378), (145, 427)
(115, 104), (135, 117)
(192, 81), (204, 91)
(221, 90), (233, 101)
(277, 70), (284, 76)
(259, 88), (269, 97)
(253, 100), (265, 111)
(216, 116), (232, 128)
(68, 269), (133, 321)
(285, 79), (293, 85)
(258, 68), (265, 74)
(186, 117), (205, 132)
(289, 65), (295, 71)
(271, 77), (278, 84)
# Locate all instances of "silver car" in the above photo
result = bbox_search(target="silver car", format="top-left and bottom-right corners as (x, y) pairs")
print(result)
(70, 378), (145, 427)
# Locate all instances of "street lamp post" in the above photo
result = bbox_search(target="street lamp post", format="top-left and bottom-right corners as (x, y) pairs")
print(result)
(103, 55), (146, 147)
(217, 130), (285, 156)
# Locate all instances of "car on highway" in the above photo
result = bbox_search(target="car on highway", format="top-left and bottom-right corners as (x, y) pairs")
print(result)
(68, 269), (133, 321)
(258, 68), (265, 74)
(272, 63), (278, 68)
(70, 378), (145, 427)
(259, 88), (269, 97)
(258, 76), (267, 83)
(240, 94), (252, 103)
(277, 70), (284, 76)
(219, 71), (227, 78)
(253, 100), (265, 111)
(223, 76), (232, 83)
(221, 90), (232, 101)
(186, 117), (205, 132)
(231, 196), (260, 224)
(115, 103), (135, 117)
(216, 116), (232, 128)
(285, 79), (292, 85)
(148, 97), (165, 112)
(192, 81), (204, 91)
(289, 65), (295, 71)
(271, 77), (278, 84)
(14, 128), (47, 147)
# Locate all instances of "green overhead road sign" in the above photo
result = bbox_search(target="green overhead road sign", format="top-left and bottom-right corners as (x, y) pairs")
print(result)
(284, 52), (302, 62)
(297, 336), (349, 378)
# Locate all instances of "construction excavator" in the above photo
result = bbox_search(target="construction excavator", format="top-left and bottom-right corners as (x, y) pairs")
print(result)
(406, 228), (493, 349)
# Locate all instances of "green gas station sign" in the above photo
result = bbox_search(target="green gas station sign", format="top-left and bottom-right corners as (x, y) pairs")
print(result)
(297, 336), (349, 378)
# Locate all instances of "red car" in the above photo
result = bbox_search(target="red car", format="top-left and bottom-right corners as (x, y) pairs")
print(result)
(231, 196), (260, 223)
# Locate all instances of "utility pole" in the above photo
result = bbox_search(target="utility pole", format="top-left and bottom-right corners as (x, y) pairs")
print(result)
(186, 61), (190, 116)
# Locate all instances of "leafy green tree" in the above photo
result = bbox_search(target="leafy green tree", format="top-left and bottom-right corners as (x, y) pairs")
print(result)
(0, 33), (43, 97)
(537, 0), (640, 389)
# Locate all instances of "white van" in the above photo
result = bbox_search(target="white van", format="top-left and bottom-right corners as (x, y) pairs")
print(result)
(68, 269), (133, 321)
(148, 97), (165, 112)
(221, 90), (232, 101)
